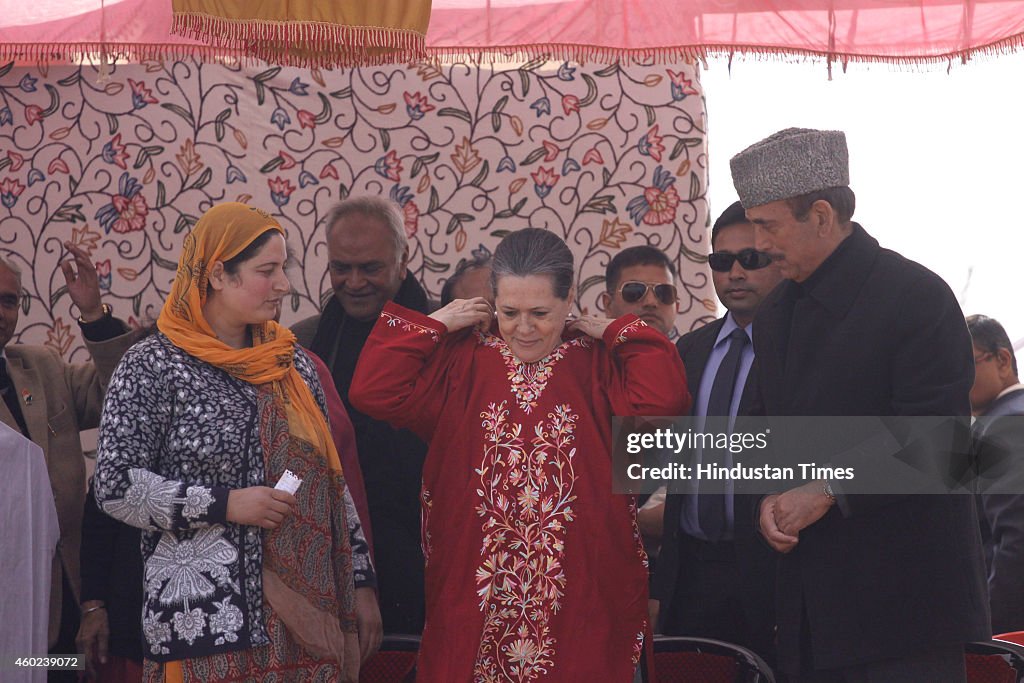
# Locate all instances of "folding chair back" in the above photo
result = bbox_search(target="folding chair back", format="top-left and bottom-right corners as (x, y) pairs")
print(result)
(360, 634), (420, 683)
(653, 636), (776, 683)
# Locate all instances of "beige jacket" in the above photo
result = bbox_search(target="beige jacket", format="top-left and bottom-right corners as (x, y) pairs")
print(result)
(1, 332), (134, 647)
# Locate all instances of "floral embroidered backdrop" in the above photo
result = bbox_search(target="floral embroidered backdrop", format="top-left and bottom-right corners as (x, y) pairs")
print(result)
(0, 57), (712, 361)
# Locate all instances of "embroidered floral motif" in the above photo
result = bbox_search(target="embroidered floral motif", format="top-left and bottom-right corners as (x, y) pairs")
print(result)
(102, 468), (179, 529)
(142, 608), (172, 655)
(473, 401), (579, 682)
(478, 332), (591, 414)
(172, 606), (207, 645)
(614, 318), (648, 346)
(632, 630), (645, 665)
(182, 485), (214, 519)
(94, 336), (359, 661)
(147, 527), (238, 607)
(209, 597), (244, 645)
(381, 310), (441, 343)
(629, 497), (649, 570)
(101, 468), (220, 530)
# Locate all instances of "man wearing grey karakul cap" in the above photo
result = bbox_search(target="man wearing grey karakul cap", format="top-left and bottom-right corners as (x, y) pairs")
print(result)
(733, 128), (989, 682)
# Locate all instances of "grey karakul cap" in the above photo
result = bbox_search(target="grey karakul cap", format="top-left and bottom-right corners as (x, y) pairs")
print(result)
(729, 128), (849, 208)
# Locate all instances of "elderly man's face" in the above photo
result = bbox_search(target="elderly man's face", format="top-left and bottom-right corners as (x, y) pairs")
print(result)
(745, 200), (830, 283)
(326, 214), (408, 321)
(0, 265), (20, 350)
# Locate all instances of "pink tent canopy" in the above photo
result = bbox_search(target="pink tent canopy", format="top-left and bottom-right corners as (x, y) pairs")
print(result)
(428, 0), (1024, 65)
(0, 0), (1022, 66)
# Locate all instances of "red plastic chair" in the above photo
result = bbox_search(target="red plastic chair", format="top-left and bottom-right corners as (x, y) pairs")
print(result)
(966, 640), (1024, 683)
(653, 636), (776, 683)
(997, 633), (1024, 648)
(360, 634), (420, 683)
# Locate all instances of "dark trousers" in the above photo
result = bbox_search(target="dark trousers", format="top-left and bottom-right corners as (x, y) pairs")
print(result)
(47, 569), (80, 683)
(791, 645), (966, 683)
(661, 534), (776, 667)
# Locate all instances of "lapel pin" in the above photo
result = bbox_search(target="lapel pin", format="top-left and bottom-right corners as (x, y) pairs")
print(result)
(21, 388), (32, 405)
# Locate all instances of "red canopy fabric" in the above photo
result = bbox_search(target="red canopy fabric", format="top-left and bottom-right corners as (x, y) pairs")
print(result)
(0, 1), (1022, 67)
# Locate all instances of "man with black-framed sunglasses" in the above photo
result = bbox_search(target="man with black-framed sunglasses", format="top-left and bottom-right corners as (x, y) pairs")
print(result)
(705, 205), (782, 333)
(649, 201), (782, 667)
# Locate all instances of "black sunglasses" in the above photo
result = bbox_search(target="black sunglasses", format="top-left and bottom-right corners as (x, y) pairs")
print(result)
(707, 248), (773, 272)
(618, 281), (678, 305)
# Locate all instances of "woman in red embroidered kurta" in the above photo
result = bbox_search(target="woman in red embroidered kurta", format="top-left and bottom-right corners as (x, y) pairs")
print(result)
(351, 229), (689, 681)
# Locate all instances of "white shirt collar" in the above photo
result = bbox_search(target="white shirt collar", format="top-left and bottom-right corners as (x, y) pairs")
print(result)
(996, 383), (1024, 402)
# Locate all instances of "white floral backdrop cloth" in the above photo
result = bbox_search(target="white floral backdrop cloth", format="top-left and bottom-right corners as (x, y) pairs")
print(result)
(0, 57), (713, 361)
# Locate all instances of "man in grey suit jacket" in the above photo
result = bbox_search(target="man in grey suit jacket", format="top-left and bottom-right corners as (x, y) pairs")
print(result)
(968, 314), (1024, 634)
(648, 202), (782, 665)
(0, 246), (133, 668)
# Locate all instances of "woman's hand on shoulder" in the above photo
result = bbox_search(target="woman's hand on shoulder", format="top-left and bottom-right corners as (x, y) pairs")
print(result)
(429, 297), (493, 333)
(226, 487), (296, 529)
(567, 314), (614, 340)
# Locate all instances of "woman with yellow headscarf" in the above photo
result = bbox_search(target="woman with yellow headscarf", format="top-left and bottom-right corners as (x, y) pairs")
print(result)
(94, 203), (370, 681)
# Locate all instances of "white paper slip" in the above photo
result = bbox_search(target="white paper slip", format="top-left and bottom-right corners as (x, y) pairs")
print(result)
(274, 469), (303, 495)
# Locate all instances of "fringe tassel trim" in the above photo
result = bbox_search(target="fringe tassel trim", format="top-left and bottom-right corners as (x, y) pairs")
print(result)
(169, 12), (427, 68)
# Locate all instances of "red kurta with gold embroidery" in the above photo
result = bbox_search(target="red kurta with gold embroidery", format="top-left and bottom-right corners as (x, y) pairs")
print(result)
(351, 303), (690, 682)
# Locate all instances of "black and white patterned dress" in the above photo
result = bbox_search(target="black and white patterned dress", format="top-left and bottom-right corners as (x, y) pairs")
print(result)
(94, 332), (373, 662)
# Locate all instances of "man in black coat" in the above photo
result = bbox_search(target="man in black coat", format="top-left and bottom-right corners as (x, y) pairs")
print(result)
(293, 196), (426, 636)
(649, 201), (783, 666)
(731, 128), (990, 682)
(968, 314), (1024, 634)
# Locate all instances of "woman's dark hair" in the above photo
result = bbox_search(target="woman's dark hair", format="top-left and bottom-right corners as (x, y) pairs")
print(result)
(491, 228), (574, 300)
(222, 229), (279, 276)
(967, 314), (1018, 376)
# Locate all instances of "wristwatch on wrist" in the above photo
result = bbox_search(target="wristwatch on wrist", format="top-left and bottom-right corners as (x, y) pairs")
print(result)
(822, 481), (837, 504)
(77, 303), (112, 324)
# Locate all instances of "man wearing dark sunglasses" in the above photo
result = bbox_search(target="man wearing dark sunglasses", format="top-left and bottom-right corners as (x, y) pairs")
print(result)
(601, 245), (680, 577)
(601, 245), (678, 337)
(704, 203), (782, 333)
(650, 201), (782, 666)
(730, 127), (988, 682)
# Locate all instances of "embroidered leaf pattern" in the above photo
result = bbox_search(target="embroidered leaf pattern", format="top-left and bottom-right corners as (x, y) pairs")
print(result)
(473, 402), (580, 681)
